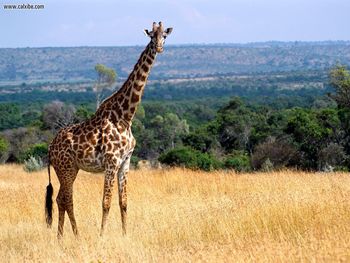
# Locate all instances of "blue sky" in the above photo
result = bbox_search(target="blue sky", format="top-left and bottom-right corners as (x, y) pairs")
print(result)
(0, 0), (349, 47)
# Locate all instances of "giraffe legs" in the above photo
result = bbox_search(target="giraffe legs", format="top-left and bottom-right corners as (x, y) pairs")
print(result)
(100, 154), (131, 236)
(66, 191), (79, 237)
(117, 156), (130, 236)
(100, 168), (118, 236)
(56, 169), (78, 238)
(57, 193), (65, 238)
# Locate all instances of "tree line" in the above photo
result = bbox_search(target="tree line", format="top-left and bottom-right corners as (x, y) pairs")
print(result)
(0, 65), (349, 172)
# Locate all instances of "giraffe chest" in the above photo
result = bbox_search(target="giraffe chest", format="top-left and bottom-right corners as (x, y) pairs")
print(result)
(74, 126), (135, 172)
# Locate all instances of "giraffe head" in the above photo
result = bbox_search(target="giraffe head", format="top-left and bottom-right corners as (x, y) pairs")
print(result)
(144, 21), (173, 53)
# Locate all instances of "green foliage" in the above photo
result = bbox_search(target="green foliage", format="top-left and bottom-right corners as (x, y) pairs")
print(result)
(329, 65), (350, 108)
(159, 147), (222, 171)
(0, 136), (9, 163)
(2, 65), (350, 172)
(224, 153), (251, 172)
(94, 63), (117, 108)
(0, 136), (9, 154)
(23, 156), (44, 172)
(135, 105), (145, 120)
(150, 113), (189, 151)
(216, 97), (254, 152)
(95, 64), (116, 85)
(75, 104), (94, 122)
(182, 131), (214, 152)
(284, 108), (340, 169)
(0, 103), (23, 131)
(130, 156), (140, 169)
(20, 143), (48, 163)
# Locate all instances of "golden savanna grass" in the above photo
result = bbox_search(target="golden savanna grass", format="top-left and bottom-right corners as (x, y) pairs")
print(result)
(0, 165), (349, 262)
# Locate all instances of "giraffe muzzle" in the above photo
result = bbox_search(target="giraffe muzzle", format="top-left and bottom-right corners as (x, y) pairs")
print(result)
(156, 46), (164, 53)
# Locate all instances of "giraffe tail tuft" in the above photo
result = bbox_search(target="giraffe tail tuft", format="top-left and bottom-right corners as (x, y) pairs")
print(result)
(45, 156), (53, 228)
(45, 183), (53, 228)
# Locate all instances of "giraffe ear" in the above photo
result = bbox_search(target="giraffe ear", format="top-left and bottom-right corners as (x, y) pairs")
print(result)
(143, 29), (152, 37)
(165, 28), (173, 35)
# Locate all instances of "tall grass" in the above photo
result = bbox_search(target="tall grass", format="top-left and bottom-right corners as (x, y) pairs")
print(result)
(0, 165), (349, 262)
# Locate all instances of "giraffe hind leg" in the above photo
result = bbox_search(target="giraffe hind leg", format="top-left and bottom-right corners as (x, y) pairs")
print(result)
(56, 187), (66, 238)
(56, 183), (79, 238)
(55, 167), (79, 238)
(66, 186), (79, 237)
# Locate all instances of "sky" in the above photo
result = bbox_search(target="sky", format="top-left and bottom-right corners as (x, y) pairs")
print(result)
(0, 0), (349, 48)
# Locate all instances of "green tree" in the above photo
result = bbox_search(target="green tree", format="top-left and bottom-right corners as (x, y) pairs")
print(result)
(284, 108), (340, 169)
(329, 65), (350, 166)
(329, 65), (350, 108)
(182, 131), (215, 153)
(150, 113), (189, 152)
(94, 64), (117, 108)
(75, 104), (94, 122)
(0, 103), (23, 131)
(216, 97), (255, 153)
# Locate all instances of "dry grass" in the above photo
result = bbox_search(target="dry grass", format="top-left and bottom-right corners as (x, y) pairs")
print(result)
(0, 165), (349, 262)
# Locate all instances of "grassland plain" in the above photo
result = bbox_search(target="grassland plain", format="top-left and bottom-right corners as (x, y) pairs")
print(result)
(0, 165), (349, 262)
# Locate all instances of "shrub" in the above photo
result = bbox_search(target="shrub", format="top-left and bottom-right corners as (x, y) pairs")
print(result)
(2, 127), (50, 163)
(23, 156), (45, 172)
(159, 147), (222, 171)
(251, 137), (296, 170)
(130, 156), (140, 169)
(224, 153), (251, 172)
(0, 136), (9, 164)
(20, 143), (48, 163)
(261, 158), (274, 172)
(317, 143), (346, 171)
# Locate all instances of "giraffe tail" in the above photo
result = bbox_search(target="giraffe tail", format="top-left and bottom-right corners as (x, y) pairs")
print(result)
(45, 153), (53, 228)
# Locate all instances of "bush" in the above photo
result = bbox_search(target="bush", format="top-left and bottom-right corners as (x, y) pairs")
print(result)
(130, 155), (140, 169)
(224, 153), (251, 172)
(159, 147), (222, 171)
(261, 158), (274, 172)
(0, 136), (9, 164)
(2, 127), (51, 163)
(20, 143), (48, 163)
(317, 143), (346, 171)
(251, 137), (296, 170)
(23, 156), (45, 172)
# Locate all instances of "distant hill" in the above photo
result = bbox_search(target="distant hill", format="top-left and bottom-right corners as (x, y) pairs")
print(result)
(0, 41), (349, 84)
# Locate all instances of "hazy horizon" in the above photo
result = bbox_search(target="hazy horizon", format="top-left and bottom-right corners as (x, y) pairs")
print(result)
(1, 40), (350, 50)
(1, 0), (349, 48)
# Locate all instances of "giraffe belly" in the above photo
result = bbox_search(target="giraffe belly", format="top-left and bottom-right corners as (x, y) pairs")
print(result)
(76, 153), (105, 173)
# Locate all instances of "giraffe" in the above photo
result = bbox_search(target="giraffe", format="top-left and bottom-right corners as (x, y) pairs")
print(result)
(45, 22), (173, 238)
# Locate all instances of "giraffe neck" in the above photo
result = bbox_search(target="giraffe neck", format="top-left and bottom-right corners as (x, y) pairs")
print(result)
(96, 42), (157, 126)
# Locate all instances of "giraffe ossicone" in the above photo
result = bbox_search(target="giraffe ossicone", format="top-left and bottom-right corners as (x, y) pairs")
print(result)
(44, 22), (173, 238)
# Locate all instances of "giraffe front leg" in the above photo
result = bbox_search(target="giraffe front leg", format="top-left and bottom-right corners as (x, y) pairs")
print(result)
(117, 155), (131, 236)
(100, 168), (118, 237)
